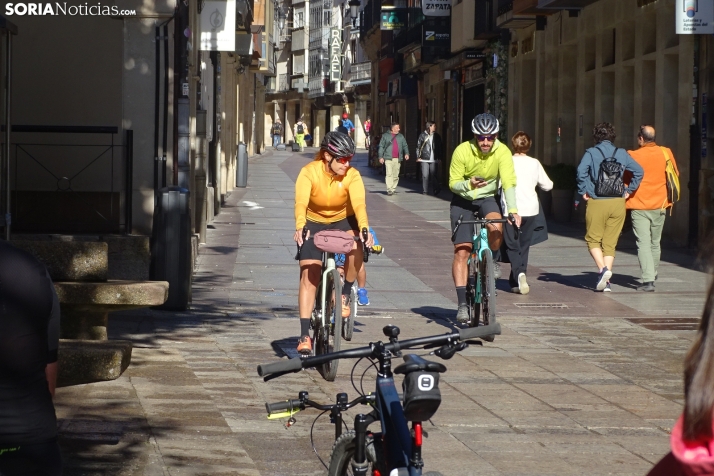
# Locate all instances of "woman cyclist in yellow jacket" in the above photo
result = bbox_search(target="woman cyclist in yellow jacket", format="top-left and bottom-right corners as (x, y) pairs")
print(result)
(294, 131), (374, 354)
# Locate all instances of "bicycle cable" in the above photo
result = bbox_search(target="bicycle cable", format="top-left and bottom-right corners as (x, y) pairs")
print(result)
(310, 410), (330, 470)
(359, 358), (378, 396)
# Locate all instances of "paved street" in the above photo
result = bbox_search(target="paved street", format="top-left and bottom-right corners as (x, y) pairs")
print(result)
(54, 149), (708, 475)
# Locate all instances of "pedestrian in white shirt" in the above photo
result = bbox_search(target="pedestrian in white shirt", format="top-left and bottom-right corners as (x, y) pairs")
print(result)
(503, 132), (553, 294)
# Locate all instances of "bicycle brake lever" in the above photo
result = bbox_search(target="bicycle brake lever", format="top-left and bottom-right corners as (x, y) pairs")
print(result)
(463, 339), (483, 346)
(434, 342), (468, 360)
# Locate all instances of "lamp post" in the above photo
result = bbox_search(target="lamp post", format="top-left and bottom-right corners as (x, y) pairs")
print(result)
(348, 0), (360, 27)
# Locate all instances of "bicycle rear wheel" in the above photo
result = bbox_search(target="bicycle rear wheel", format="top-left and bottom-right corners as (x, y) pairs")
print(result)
(343, 285), (356, 341)
(467, 251), (480, 328)
(316, 269), (342, 381)
(480, 249), (497, 327)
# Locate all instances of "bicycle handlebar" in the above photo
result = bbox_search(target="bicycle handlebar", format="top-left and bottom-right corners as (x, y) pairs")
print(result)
(451, 214), (520, 242)
(256, 322), (501, 379)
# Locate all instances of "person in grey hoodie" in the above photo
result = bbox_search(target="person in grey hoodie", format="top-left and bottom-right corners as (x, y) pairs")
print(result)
(577, 122), (643, 292)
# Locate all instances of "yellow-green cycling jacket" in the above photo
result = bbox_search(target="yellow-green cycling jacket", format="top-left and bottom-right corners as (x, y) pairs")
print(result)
(448, 138), (518, 214)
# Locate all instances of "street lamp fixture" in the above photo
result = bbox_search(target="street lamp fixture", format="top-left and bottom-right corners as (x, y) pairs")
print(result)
(277, 7), (287, 32)
(348, 0), (360, 27)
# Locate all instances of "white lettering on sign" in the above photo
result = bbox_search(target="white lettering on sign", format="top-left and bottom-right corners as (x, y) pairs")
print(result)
(330, 28), (342, 82)
(422, 0), (450, 17)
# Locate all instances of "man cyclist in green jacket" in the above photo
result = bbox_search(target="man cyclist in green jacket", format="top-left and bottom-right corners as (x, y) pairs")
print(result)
(450, 113), (521, 323)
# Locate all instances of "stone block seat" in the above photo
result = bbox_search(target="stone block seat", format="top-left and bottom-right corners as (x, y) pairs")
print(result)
(12, 238), (169, 387)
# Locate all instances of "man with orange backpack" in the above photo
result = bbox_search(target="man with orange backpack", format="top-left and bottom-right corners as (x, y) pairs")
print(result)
(626, 125), (680, 292)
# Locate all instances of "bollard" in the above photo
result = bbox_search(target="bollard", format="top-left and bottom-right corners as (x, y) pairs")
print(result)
(236, 142), (248, 188)
(150, 187), (192, 310)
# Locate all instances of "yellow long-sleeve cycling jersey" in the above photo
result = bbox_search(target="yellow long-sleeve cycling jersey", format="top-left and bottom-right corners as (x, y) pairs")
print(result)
(294, 160), (369, 230)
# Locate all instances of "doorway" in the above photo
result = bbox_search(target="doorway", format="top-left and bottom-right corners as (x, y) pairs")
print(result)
(462, 83), (485, 142)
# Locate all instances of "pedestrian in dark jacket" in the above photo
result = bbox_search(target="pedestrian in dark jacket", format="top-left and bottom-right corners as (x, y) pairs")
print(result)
(647, 249), (714, 476)
(415, 121), (442, 195)
(576, 122), (644, 292)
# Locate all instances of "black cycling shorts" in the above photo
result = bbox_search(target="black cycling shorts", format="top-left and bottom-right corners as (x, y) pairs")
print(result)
(450, 195), (503, 245)
(0, 440), (62, 476)
(298, 216), (359, 262)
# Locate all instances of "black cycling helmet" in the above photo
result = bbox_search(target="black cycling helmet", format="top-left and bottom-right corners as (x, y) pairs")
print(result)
(320, 131), (356, 158)
(471, 113), (499, 135)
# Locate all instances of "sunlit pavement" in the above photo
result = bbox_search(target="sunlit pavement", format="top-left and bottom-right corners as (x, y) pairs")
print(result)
(54, 149), (707, 475)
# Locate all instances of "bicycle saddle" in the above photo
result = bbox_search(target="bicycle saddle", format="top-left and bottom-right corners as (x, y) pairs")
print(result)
(393, 354), (446, 374)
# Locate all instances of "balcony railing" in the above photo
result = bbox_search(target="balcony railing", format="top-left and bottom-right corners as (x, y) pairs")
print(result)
(309, 26), (329, 50)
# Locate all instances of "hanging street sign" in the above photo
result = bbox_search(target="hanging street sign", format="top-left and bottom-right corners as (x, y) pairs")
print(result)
(676, 0), (714, 34)
(422, 0), (451, 17)
(381, 7), (407, 31)
(330, 28), (342, 82)
(200, 0), (237, 51)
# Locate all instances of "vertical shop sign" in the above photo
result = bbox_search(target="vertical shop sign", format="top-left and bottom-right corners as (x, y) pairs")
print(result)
(330, 28), (342, 82)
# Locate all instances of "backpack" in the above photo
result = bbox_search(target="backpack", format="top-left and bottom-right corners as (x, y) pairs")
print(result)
(660, 147), (680, 213)
(296, 123), (304, 134)
(594, 146), (625, 198)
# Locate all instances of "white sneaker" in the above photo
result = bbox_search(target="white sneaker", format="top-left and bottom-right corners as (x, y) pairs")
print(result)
(518, 273), (529, 295)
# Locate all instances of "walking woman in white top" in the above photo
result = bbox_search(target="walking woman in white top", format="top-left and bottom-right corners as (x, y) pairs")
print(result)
(504, 132), (553, 294)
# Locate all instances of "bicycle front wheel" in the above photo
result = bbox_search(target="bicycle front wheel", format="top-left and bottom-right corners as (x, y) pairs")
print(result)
(327, 431), (384, 476)
(316, 268), (342, 381)
(480, 249), (497, 327)
(343, 285), (356, 341)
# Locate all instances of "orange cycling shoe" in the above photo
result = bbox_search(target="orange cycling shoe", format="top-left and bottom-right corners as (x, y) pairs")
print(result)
(341, 295), (351, 318)
(297, 335), (313, 355)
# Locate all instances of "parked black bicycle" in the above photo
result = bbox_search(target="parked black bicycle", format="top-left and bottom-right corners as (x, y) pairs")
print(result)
(257, 322), (501, 476)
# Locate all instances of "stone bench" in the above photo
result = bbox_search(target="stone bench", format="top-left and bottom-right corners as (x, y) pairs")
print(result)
(12, 239), (169, 387)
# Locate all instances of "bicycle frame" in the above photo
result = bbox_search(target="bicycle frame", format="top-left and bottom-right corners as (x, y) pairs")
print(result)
(469, 220), (490, 305)
(371, 351), (421, 474)
(315, 252), (337, 326)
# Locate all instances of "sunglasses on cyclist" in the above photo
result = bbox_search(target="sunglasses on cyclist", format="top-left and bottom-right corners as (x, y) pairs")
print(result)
(334, 156), (352, 164)
(476, 134), (496, 142)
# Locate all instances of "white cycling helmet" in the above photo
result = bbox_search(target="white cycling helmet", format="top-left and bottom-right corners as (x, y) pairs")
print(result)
(471, 113), (499, 135)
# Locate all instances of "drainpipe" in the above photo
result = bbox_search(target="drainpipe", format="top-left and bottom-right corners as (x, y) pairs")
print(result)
(689, 36), (701, 248)
(4, 32), (11, 240)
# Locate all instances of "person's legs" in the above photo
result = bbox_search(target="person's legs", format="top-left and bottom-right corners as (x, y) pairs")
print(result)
(386, 158), (401, 193)
(631, 209), (654, 282)
(356, 262), (369, 305)
(392, 159), (401, 191)
(384, 159), (396, 193)
(585, 199), (607, 270)
(342, 236), (364, 316)
(421, 161), (430, 194)
(429, 162), (440, 194)
(650, 210), (666, 282)
(503, 217), (522, 289)
(601, 198), (626, 274)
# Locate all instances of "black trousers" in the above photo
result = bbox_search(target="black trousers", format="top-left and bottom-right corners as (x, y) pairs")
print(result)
(0, 440), (62, 476)
(504, 214), (537, 288)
